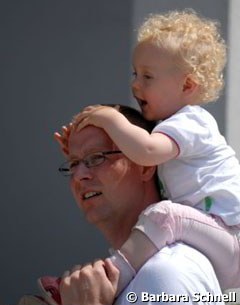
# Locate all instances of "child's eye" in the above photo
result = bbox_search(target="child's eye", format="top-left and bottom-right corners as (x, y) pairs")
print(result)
(132, 71), (137, 78)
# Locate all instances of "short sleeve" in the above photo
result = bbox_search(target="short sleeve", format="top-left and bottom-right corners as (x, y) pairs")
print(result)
(152, 106), (218, 158)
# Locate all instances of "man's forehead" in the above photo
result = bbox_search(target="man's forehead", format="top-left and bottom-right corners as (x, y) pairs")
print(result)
(69, 126), (114, 155)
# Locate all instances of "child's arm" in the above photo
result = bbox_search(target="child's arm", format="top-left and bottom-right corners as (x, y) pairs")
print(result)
(74, 106), (179, 166)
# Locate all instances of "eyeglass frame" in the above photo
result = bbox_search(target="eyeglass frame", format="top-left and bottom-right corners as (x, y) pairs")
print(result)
(58, 150), (122, 177)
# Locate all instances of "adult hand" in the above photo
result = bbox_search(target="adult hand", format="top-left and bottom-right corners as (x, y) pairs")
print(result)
(60, 259), (119, 305)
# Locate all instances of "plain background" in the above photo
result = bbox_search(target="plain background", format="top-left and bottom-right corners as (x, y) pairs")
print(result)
(0, 1), (229, 303)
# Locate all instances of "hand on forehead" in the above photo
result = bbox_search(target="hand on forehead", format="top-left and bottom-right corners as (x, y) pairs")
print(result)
(68, 125), (116, 157)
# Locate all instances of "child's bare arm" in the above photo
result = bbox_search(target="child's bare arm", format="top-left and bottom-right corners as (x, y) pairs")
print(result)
(74, 106), (179, 166)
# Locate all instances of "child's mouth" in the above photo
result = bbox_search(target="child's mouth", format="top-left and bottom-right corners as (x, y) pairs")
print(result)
(136, 97), (147, 108)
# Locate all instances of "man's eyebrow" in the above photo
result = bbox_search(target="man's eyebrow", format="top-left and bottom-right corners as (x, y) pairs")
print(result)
(67, 154), (79, 161)
(68, 147), (112, 159)
(67, 148), (94, 159)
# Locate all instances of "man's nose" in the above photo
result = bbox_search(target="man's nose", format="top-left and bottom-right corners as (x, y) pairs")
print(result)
(72, 163), (93, 181)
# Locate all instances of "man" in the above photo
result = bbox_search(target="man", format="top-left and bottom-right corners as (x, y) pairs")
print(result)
(19, 105), (224, 305)
(58, 105), (223, 305)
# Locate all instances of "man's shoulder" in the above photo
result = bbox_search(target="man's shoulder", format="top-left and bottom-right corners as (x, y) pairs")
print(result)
(137, 242), (212, 275)
(115, 243), (223, 305)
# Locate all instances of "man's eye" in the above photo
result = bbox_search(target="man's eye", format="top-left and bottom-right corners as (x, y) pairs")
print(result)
(69, 160), (79, 169)
(89, 155), (103, 162)
(87, 154), (104, 166)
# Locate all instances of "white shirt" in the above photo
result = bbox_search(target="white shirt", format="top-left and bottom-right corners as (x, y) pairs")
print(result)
(153, 105), (240, 225)
(115, 243), (224, 305)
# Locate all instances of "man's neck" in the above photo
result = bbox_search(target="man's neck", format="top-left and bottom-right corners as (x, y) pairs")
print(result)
(98, 214), (138, 249)
(99, 186), (160, 249)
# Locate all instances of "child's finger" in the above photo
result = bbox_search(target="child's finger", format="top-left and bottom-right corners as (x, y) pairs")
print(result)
(76, 118), (89, 132)
(54, 133), (67, 146)
(82, 104), (102, 112)
(54, 132), (65, 146)
(54, 132), (61, 140)
(54, 133), (69, 157)
(83, 106), (96, 112)
(62, 147), (69, 156)
(74, 107), (99, 124)
(73, 117), (88, 129)
(66, 123), (73, 135)
(62, 126), (70, 137)
(54, 131), (66, 141)
(75, 111), (89, 122)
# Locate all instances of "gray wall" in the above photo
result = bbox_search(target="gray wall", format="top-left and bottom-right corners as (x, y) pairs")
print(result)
(0, 1), (229, 304)
(226, 0), (240, 159)
(1, 1), (132, 303)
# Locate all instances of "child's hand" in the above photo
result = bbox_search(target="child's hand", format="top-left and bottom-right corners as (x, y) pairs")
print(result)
(73, 105), (120, 132)
(54, 123), (73, 156)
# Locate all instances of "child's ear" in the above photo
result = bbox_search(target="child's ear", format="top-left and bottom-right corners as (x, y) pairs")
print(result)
(182, 75), (199, 96)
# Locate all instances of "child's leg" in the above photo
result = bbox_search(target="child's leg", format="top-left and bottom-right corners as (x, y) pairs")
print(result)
(132, 200), (240, 290)
(109, 231), (158, 296)
(120, 229), (158, 271)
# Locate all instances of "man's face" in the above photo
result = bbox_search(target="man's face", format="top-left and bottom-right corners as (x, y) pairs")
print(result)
(68, 126), (149, 227)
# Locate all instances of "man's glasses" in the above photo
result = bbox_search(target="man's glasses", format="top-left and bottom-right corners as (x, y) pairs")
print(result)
(59, 151), (122, 177)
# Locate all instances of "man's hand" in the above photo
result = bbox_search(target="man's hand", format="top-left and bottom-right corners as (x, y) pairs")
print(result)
(73, 105), (120, 132)
(60, 259), (119, 305)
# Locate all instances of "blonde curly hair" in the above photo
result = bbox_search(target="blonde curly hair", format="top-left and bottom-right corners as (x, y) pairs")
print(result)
(137, 9), (227, 104)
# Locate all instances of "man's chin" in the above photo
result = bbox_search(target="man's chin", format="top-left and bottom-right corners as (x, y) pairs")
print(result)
(82, 205), (106, 224)
(85, 212), (107, 226)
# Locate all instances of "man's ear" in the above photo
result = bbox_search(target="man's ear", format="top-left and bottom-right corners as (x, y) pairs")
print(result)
(182, 75), (199, 97)
(140, 165), (156, 182)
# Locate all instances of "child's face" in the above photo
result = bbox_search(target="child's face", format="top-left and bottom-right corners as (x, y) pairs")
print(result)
(132, 41), (187, 120)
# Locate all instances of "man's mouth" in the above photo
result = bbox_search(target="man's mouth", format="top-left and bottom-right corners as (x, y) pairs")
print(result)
(82, 191), (102, 200)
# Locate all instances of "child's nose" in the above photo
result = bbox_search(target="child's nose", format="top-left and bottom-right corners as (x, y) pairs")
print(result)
(131, 77), (141, 92)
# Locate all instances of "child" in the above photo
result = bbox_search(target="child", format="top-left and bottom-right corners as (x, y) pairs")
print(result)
(39, 9), (240, 304)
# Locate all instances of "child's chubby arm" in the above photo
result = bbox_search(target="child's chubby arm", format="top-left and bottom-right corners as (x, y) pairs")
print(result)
(74, 105), (179, 166)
